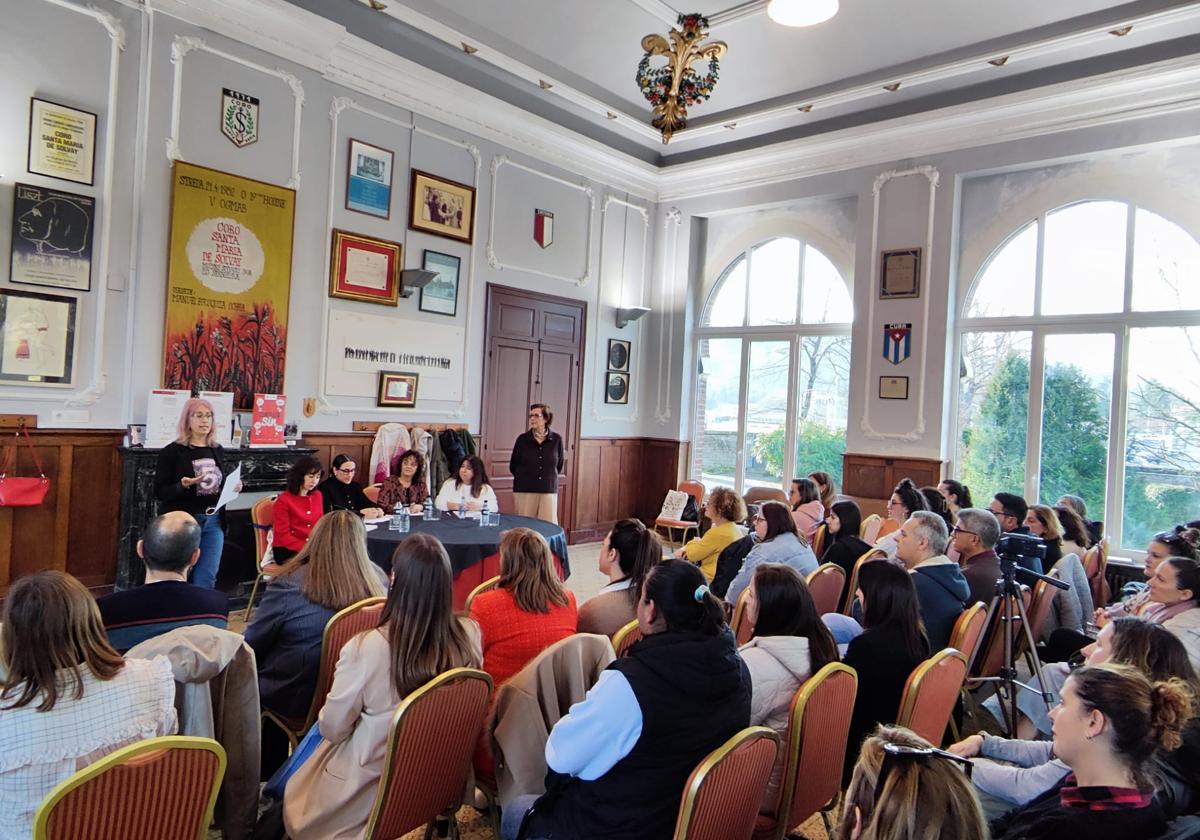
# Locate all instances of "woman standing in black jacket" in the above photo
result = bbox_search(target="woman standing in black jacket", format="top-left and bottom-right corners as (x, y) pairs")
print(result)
(820, 500), (873, 606)
(509, 402), (565, 524)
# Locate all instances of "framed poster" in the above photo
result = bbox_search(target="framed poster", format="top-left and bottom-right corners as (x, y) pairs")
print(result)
(0, 289), (77, 385)
(346, 139), (393, 218)
(409, 169), (476, 243)
(607, 338), (630, 372)
(9, 182), (94, 291)
(378, 371), (418, 408)
(605, 372), (629, 405)
(28, 97), (96, 185)
(419, 250), (460, 316)
(162, 162), (296, 410)
(329, 229), (401, 305)
(879, 375), (910, 400)
(880, 248), (921, 299)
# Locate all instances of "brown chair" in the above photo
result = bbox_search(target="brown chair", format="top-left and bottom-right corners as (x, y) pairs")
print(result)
(731, 587), (754, 645)
(673, 727), (780, 840)
(34, 736), (226, 840)
(753, 662), (859, 840)
(1085, 537), (1112, 608)
(263, 596), (387, 751)
(1023, 573), (1061, 651)
(363, 668), (493, 840)
(805, 563), (845, 616)
(842, 548), (886, 615)
(809, 522), (828, 559)
(464, 574), (500, 613)
(859, 513), (883, 544)
(245, 494), (280, 622)
(743, 486), (787, 507)
(364, 483), (382, 504)
(656, 480), (707, 548)
(896, 648), (969, 746)
(612, 618), (644, 657)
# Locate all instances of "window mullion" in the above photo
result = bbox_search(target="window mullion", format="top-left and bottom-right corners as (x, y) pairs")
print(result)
(1026, 329), (1047, 504)
(1033, 213), (1046, 317)
(1109, 326), (1130, 552)
(735, 338), (751, 493)
(742, 248), (753, 329)
(1123, 204), (1136, 314)
(782, 336), (799, 491)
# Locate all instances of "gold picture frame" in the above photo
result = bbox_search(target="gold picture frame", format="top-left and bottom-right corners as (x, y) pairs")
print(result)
(377, 371), (418, 408)
(408, 169), (476, 243)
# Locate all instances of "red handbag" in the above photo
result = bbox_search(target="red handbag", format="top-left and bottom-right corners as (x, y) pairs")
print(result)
(0, 426), (50, 507)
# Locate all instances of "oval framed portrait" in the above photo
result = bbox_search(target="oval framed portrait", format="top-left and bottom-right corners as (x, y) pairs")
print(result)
(605, 371), (629, 404)
(607, 338), (630, 372)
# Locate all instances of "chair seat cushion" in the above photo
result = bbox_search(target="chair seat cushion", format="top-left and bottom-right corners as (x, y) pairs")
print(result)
(655, 518), (696, 528)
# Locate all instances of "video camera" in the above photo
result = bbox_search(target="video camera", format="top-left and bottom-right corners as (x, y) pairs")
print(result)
(996, 531), (1046, 571)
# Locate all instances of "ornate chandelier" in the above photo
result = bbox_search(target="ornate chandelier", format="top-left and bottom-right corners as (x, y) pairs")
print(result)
(636, 14), (727, 144)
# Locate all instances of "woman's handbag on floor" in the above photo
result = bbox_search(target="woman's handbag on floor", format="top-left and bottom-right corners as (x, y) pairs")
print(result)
(264, 722), (324, 800)
(0, 425), (49, 507)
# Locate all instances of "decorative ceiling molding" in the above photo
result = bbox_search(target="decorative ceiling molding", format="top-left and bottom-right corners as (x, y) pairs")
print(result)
(626, 0), (771, 30)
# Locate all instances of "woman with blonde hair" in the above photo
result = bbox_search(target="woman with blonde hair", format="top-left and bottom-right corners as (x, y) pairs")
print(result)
(284, 533), (481, 840)
(0, 571), (177, 837)
(244, 510), (388, 722)
(1024, 504), (1065, 569)
(675, 486), (747, 581)
(809, 470), (837, 514)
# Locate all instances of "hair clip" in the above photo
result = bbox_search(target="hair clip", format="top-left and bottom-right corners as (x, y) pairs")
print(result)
(693, 584), (710, 603)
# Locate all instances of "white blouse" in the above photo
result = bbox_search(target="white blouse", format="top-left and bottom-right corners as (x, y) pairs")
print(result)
(435, 478), (499, 513)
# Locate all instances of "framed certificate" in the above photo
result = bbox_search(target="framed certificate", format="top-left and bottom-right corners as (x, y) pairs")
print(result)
(880, 248), (921, 299)
(329, 229), (401, 305)
(879, 375), (910, 400)
(378, 371), (419, 408)
(28, 98), (97, 186)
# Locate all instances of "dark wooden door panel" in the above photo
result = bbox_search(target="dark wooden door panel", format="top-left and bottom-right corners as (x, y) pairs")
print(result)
(496, 301), (538, 339)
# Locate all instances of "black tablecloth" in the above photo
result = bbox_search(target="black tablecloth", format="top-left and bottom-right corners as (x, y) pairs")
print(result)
(365, 513), (570, 577)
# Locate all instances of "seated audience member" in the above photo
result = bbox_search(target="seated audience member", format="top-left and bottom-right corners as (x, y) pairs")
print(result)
(710, 526), (757, 599)
(576, 518), (660, 637)
(989, 492), (1041, 572)
(809, 470), (837, 515)
(675, 486), (746, 581)
(875, 478), (928, 559)
(244, 510), (388, 723)
(820, 500), (873, 604)
(1025, 504), (1065, 569)
(283, 533), (482, 840)
(317, 454), (383, 519)
(740, 564), (838, 812)
(843, 561), (931, 776)
(1095, 528), (1196, 622)
(501, 559), (750, 840)
(726, 500), (818, 604)
(896, 511), (970, 651)
(98, 511), (229, 653)
(990, 663), (1193, 840)
(951, 508), (1003, 606)
(1057, 494), (1102, 545)
(838, 725), (987, 840)
(435, 454), (499, 513)
(272, 455), (324, 564)
(789, 477), (825, 538)
(938, 479), (974, 520)
(1054, 504), (1093, 559)
(376, 448), (429, 514)
(920, 486), (955, 532)
(0, 571), (177, 837)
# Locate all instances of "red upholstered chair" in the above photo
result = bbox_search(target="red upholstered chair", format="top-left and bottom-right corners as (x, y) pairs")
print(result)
(464, 575), (501, 613)
(612, 618), (643, 657)
(805, 563), (845, 616)
(809, 523), (828, 560)
(1084, 537), (1112, 607)
(363, 668), (493, 840)
(731, 587), (754, 645)
(363, 483), (381, 504)
(896, 648), (969, 746)
(672, 727), (780, 840)
(34, 736), (226, 840)
(754, 662), (858, 840)
(245, 494), (279, 622)
(946, 601), (988, 741)
(841, 548), (886, 615)
(859, 513), (883, 544)
(656, 480), (706, 549)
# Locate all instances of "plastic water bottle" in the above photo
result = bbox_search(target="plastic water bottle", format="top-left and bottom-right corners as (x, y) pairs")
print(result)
(398, 506), (410, 533)
(424, 496), (436, 520)
(390, 503), (402, 532)
(480, 499), (490, 527)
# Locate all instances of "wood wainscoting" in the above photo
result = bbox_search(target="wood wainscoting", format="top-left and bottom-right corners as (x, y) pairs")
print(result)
(0, 428), (125, 596)
(299, 431), (377, 477)
(571, 437), (688, 544)
(842, 453), (946, 518)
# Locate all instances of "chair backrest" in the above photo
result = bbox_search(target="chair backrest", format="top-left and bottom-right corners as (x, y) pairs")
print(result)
(731, 587), (754, 645)
(1023, 573), (1060, 646)
(364, 483), (381, 504)
(364, 668), (493, 840)
(896, 648), (968, 746)
(810, 522), (828, 559)
(842, 548), (885, 614)
(805, 563), (846, 616)
(971, 591), (1029, 679)
(464, 575), (501, 613)
(34, 736), (226, 840)
(949, 601), (988, 670)
(679, 480), (706, 507)
(743, 486), (788, 507)
(305, 596), (387, 729)
(1091, 536), (1112, 607)
(250, 495), (277, 564)
(612, 618), (643, 656)
(859, 513), (882, 543)
(672, 727), (779, 840)
(771, 662), (859, 836)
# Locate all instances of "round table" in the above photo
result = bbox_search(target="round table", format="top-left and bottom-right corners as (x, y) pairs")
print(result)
(365, 513), (570, 578)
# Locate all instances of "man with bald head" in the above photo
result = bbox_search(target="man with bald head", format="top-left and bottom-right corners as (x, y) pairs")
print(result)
(98, 511), (230, 652)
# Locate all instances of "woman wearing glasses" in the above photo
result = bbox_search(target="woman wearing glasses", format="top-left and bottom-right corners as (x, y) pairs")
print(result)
(509, 403), (565, 524)
(317, 454), (384, 519)
(873, 478), (927, 560)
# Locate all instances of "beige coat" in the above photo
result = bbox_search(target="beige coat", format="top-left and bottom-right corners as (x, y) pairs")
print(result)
(575, 588), (637, 638)
(489, 632), (615, 806)
(284, 620), (482, 840)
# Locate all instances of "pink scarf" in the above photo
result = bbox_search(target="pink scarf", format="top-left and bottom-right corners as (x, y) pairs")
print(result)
(1143, 599), (1199, 625)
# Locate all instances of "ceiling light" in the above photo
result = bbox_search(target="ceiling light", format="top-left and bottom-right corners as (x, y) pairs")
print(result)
(767, 0), (839, 27)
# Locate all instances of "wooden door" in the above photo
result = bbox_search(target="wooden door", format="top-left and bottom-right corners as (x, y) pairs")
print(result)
(481, 285), (585, 532)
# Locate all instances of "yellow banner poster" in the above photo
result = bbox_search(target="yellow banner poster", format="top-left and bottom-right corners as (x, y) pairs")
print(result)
(162, 162), (295, 409)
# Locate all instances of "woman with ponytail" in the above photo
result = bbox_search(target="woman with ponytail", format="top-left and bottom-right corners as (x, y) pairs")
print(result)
(992, 662), (1195, 840)
(577, 518), (662, 636)
(502, 559), (750, 840)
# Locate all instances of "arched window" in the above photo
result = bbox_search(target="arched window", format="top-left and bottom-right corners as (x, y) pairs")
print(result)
(956, 200), (1200, 552)
(693, 237), (853, 494)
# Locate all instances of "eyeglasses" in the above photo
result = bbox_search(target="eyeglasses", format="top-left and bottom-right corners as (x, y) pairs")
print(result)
(336, 467), (356, 475)
(873, 743), (973, 802)
(528, 413), (543, 419)
(950, 526), (978, 537)
(190, 412), (214, 420)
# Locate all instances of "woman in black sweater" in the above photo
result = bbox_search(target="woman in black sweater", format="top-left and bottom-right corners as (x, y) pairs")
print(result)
(819, 500), (872, 606)
(509, 402), (565, 524)
(317, 454), (383, 519)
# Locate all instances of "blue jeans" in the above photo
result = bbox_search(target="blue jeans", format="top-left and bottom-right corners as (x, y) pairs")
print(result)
(190, 512), (225, 589)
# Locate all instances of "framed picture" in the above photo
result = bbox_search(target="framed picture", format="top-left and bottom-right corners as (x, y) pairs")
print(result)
(0, 288), (78, 385)
(879, 375), (910, 400)
(378, 371), (419, 408)
(419, 250), (461, 316)
(127, 424), (146, 447)
(28, 98), (96, 185)
(605, 371), (629, 405)
(607, 338), (631, 372)
(329, 229), (401, 306)
(409, 169), (476, 244)
(9, 182), (95, 291)
(345, 138), (393, 219)
(880, 248), (921, 299)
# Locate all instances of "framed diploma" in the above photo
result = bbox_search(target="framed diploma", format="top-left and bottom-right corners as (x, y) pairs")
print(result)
(329, 229), (401, 305)
(28, 98), (97, 186)
(879, 375), (910, 400)
(880, 248), (921, 300)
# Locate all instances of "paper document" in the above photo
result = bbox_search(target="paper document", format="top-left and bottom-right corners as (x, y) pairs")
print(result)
(206, 463), (242, 514)
(364, 515), (390, 524)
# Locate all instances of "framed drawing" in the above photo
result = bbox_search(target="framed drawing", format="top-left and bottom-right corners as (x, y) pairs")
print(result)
(409, 169), (476, 243)
(345, 138), (393, 218)
(329, 229), (401, 306)
(0, 288), (78, 385)
(605, 372), (629, 405)
(378, 371), (419, 408)
(9, 182), (95, 291)
(419, 250), (460, 316)
(879, 375), (910, 400)
(28, 97), (97, 185)
(607, 338), (630, 372)
(880, 248), (921, 299)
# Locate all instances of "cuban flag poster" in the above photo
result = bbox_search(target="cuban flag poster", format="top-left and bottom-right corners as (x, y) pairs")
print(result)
(883, 323), (912, 365)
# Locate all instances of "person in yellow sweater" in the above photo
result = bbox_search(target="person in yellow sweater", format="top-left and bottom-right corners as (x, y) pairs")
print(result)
(675, 487), (747, 580)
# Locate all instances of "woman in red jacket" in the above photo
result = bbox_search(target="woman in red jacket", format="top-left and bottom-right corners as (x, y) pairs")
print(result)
(272, 455), (324, 563)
